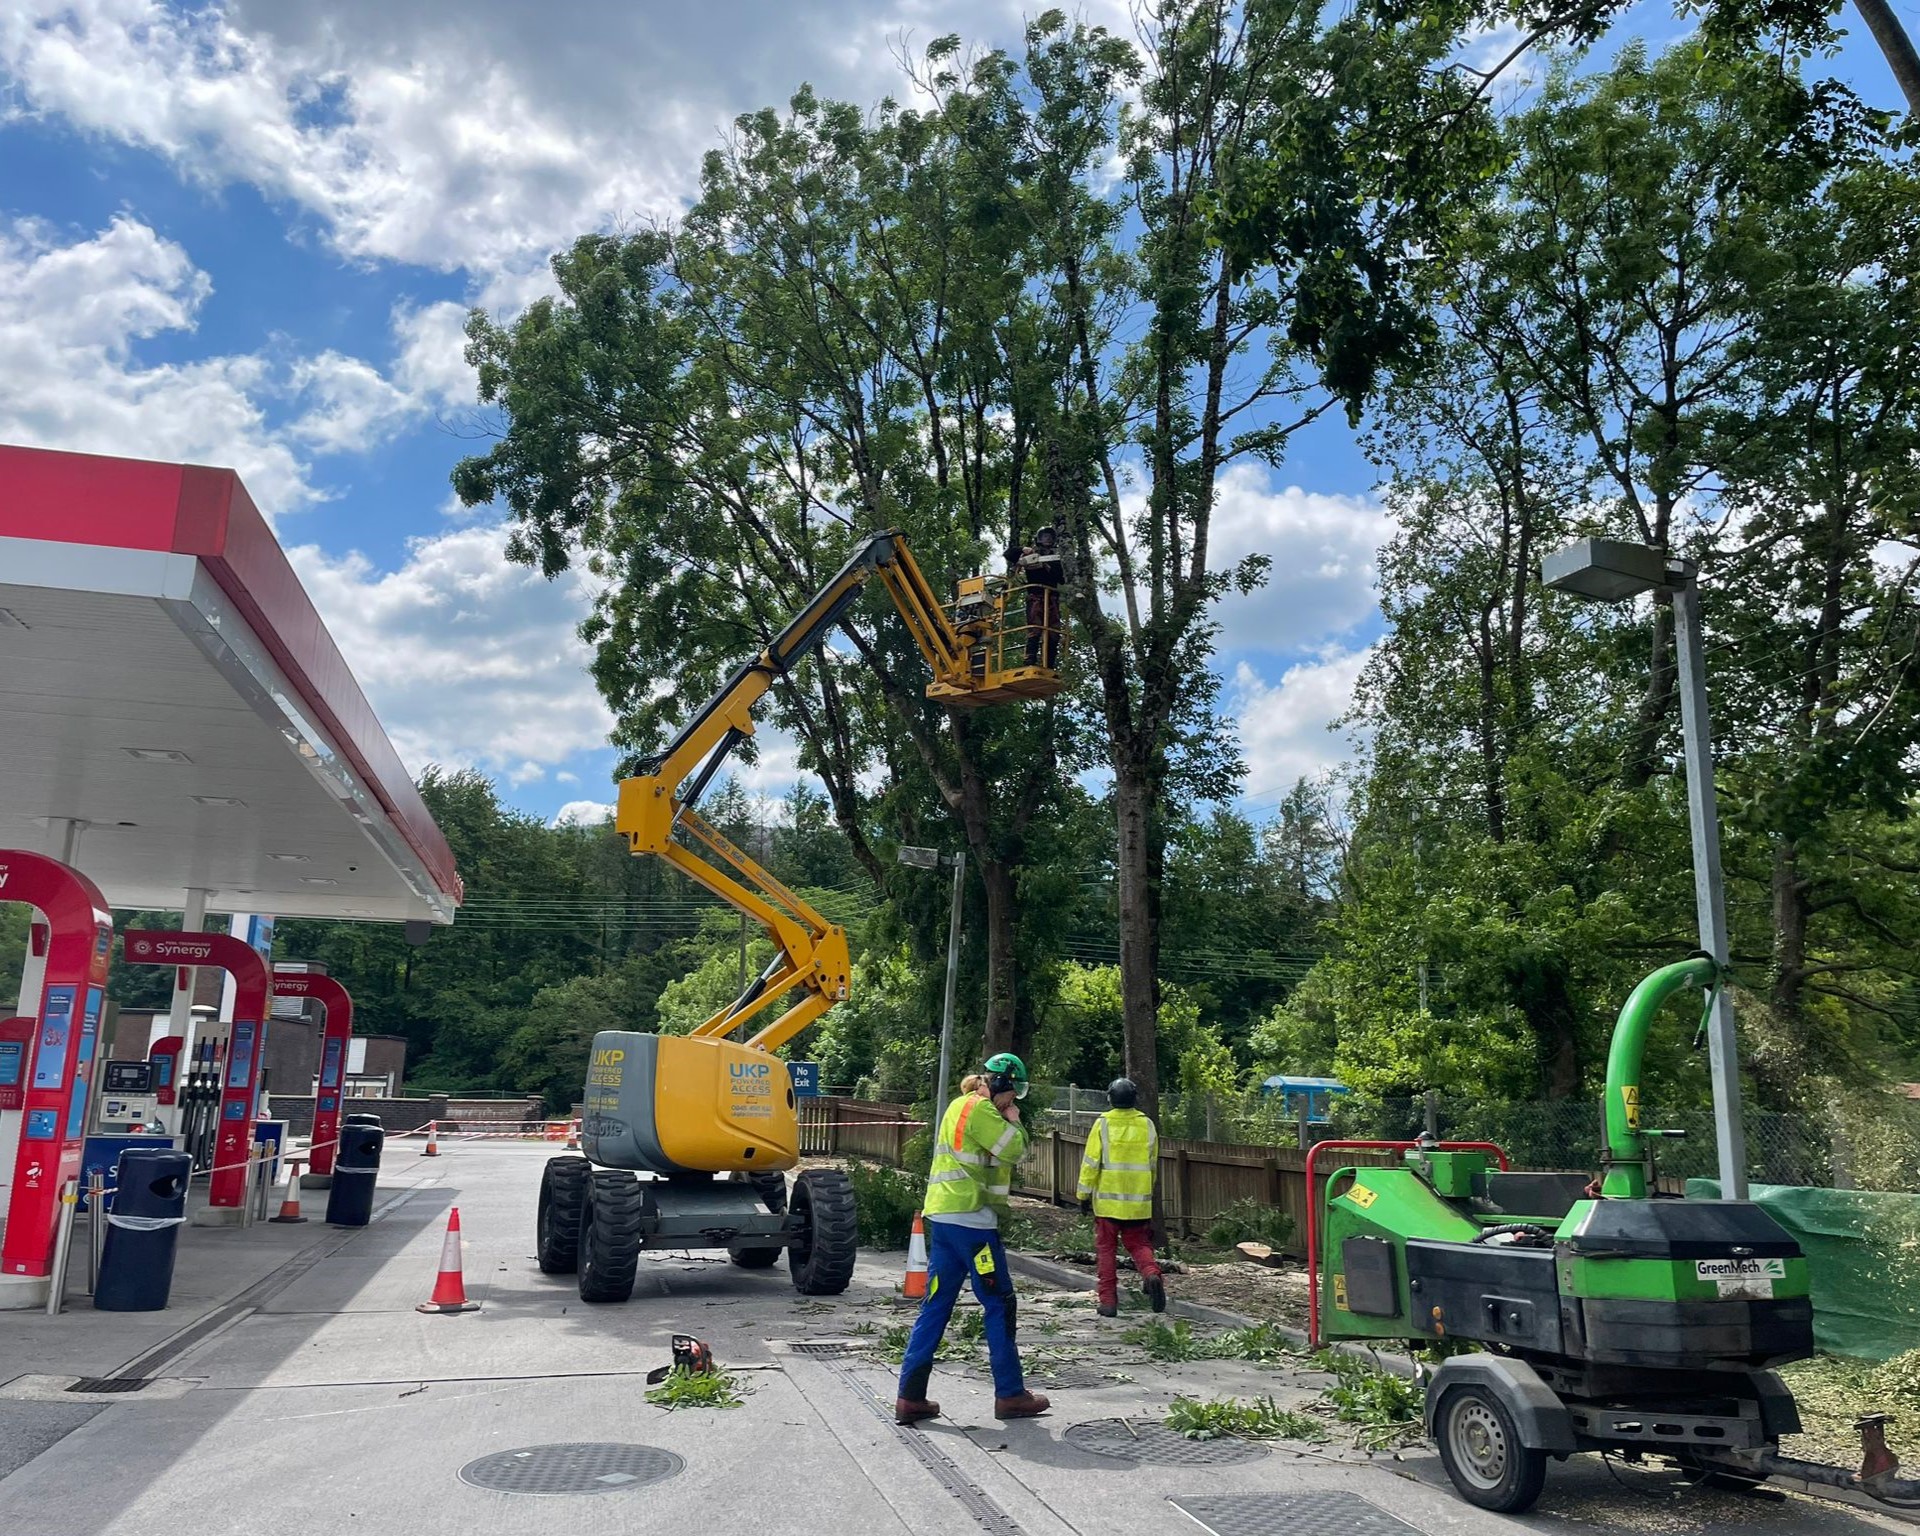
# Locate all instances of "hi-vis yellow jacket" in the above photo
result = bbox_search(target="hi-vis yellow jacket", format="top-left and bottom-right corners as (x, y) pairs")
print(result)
(924, 1093), (1029, 1217)
(1076, 1108), (1158, 1219)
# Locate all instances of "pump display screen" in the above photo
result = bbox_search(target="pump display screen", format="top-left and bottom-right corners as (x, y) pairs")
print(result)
(103, 1060), (154, 1093)
(0, 1040), (21, 1086)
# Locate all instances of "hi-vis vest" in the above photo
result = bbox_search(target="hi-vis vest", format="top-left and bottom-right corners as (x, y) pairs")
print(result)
(1076, 1108), (1158, 1219)
(924, 1093), (1030, 1217)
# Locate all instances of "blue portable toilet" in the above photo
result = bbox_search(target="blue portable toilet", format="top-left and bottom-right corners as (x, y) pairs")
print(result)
(1259, 1075), (1350, 1123)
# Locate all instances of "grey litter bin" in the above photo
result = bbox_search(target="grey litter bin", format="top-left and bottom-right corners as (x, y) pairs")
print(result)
(325, 1122), (384, 1227)
(94, 1149), (193, 1311)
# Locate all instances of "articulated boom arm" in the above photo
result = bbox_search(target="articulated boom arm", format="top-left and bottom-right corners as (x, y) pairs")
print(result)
(615, 530), (1058, 1053)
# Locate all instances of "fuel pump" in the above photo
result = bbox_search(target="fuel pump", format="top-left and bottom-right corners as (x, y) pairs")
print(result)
(180, 1039), (223, 1171)
(79, 1058), (178, 1213)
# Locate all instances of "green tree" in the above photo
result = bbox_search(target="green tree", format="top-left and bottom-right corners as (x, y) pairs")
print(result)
(1323, 40), (1920, 1125)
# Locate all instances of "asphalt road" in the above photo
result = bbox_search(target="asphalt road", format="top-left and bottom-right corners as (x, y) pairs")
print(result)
(0, 1141), (1909, 1536)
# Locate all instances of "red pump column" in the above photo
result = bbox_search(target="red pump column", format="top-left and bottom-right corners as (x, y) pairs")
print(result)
(0, 851), (113, 1305)
(123, 930), (269, 1224)
(271, 972), (352, 1185)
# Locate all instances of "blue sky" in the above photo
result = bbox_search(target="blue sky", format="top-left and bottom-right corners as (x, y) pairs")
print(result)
(0, 1), (1906, 829)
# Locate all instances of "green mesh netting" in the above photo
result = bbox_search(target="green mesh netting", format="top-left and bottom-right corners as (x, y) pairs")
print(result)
(1687, 1180), (1920, 1361)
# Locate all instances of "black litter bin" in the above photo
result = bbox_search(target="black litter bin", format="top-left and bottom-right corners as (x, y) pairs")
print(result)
(326, 1122), (384, 1227)
(94, 1148), (192, 1311)
(344, 1113), (383, 1127)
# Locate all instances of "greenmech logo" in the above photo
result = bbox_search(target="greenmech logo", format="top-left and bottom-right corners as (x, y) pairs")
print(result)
(1695, 1257), (1784, 1280)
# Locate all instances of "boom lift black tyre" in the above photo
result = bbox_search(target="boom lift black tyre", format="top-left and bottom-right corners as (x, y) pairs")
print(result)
(728, 1170), (790, 1268)
(751, 1170), (789, 1214)
(578, 1170), (644, 1303)
(536, 1155), (590, 1275)
(1434, 1384), (1548, 1514)
(788, 1167), (857, 1296)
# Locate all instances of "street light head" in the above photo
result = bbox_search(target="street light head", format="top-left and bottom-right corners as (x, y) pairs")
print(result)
(897, 846), (940, 869)
(1541, 537), (1669, 603)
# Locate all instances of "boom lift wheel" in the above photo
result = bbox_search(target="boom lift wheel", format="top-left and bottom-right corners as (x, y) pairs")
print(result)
(578, 1170), (644, 1303)
(536, 1155), (590, 1274)
(728, 1170), (788, 1269)
(1434, 1383), (1548, 1514)
(788, 1167), (857, 1295)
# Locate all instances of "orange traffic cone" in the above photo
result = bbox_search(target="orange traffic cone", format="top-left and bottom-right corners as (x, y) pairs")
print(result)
(565, 1118), (581, 1151)
(902, 1212), (929, 1299)
(416, 1207), (480, 1314)
(421, 1120), (439, 1157)
(269, 1160), (308, 1223)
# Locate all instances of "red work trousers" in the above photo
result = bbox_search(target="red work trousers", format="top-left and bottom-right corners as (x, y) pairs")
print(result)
(1094, 1216), (1162, 1308)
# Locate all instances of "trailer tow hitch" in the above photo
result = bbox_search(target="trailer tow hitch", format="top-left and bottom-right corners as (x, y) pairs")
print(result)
(1756, 1415), (1920, 1508)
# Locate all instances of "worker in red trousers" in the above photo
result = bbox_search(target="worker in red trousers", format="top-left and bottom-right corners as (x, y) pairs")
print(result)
(1076, 1077), (1165, 1317)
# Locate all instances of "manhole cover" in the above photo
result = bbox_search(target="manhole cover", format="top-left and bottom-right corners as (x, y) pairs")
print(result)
(1063, 1419), (1267, 1466)
(458, 1443), (684, 1496)
(66, 1378), (149, 1395)
(1170, 1492), (1426, 1536)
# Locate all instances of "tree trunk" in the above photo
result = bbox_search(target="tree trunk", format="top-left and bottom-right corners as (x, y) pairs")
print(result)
(954, 717), (1020, 1060)
(1114, 766), (1161, 1123)
(1625, 593), (1677, 787)
(980, 859), (1021, 1059)
(1855, 0), (1920, 112)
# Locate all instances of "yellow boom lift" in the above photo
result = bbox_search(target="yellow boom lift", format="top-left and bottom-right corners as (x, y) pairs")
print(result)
(534, 530), (1062, 1301)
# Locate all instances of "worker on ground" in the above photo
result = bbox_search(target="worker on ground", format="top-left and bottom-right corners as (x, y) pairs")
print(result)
(1077, 1077), (1166, 1318)
(896, 1051), (1051, 1426)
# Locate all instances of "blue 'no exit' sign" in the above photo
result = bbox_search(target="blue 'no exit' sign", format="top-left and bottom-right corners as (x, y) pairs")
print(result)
(787, 1061), (821, 1098)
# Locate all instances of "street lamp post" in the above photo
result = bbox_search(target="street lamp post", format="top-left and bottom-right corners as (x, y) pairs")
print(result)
(1541, 537), (1749, 1198)
(899, 845), (966, 1116)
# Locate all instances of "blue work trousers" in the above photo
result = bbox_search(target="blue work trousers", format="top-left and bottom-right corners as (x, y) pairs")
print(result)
(897, 1220), (1023, 1401)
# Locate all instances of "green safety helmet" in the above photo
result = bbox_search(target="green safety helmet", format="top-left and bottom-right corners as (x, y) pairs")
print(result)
(984, 1052), (1029, 1100)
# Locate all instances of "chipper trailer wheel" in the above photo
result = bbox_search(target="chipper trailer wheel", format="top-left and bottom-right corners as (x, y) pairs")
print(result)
(1434, 1383), (1548, 1514)
(578, 1170), (644, 1304)
(536, 1155), (590, 1275)
(788, 1167), (857, 1295)
(728, 1171), (789, 1269)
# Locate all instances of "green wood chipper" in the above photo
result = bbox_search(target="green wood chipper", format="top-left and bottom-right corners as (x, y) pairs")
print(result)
(1312, 955), (1920, 1514)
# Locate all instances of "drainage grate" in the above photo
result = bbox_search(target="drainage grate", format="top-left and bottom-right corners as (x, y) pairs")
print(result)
(65, 1378), (149, 1395)
(458, 1443), (684, 1497)
(1169, 1492), (1426, 1536)
(786, 1341), (860, 1356)
(1063, 1419), (1267, 1466)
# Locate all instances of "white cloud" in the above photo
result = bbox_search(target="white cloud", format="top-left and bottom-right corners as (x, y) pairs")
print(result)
(2, 1), (1054, 286)
(391, 300), (477, 410)
(286, 521), (615, 779)
(551, 800), (615, 828)
(287, 349), (416, 454)
(1210, 465), (1388, 655)
(0, 213), (314, 514)
(0, 2), (685, 278)
(1225, 651), (1371, 800)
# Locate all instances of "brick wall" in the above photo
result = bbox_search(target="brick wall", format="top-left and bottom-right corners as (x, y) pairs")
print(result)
(267, 1094), (545, 1137)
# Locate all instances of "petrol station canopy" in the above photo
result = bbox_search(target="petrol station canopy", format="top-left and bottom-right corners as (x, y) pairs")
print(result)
(0, 444), (461, 924)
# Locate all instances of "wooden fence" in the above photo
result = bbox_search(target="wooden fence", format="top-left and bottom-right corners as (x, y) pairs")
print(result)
(1011, 1126), (1415, 1253)
(797, 1095), (1422, 1255)
(798, 1096), (924, 1167)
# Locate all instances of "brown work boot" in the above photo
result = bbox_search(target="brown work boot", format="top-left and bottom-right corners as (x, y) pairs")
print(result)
(895, 1397), (940, 1425)
(994, 1390), (1051, 1420)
